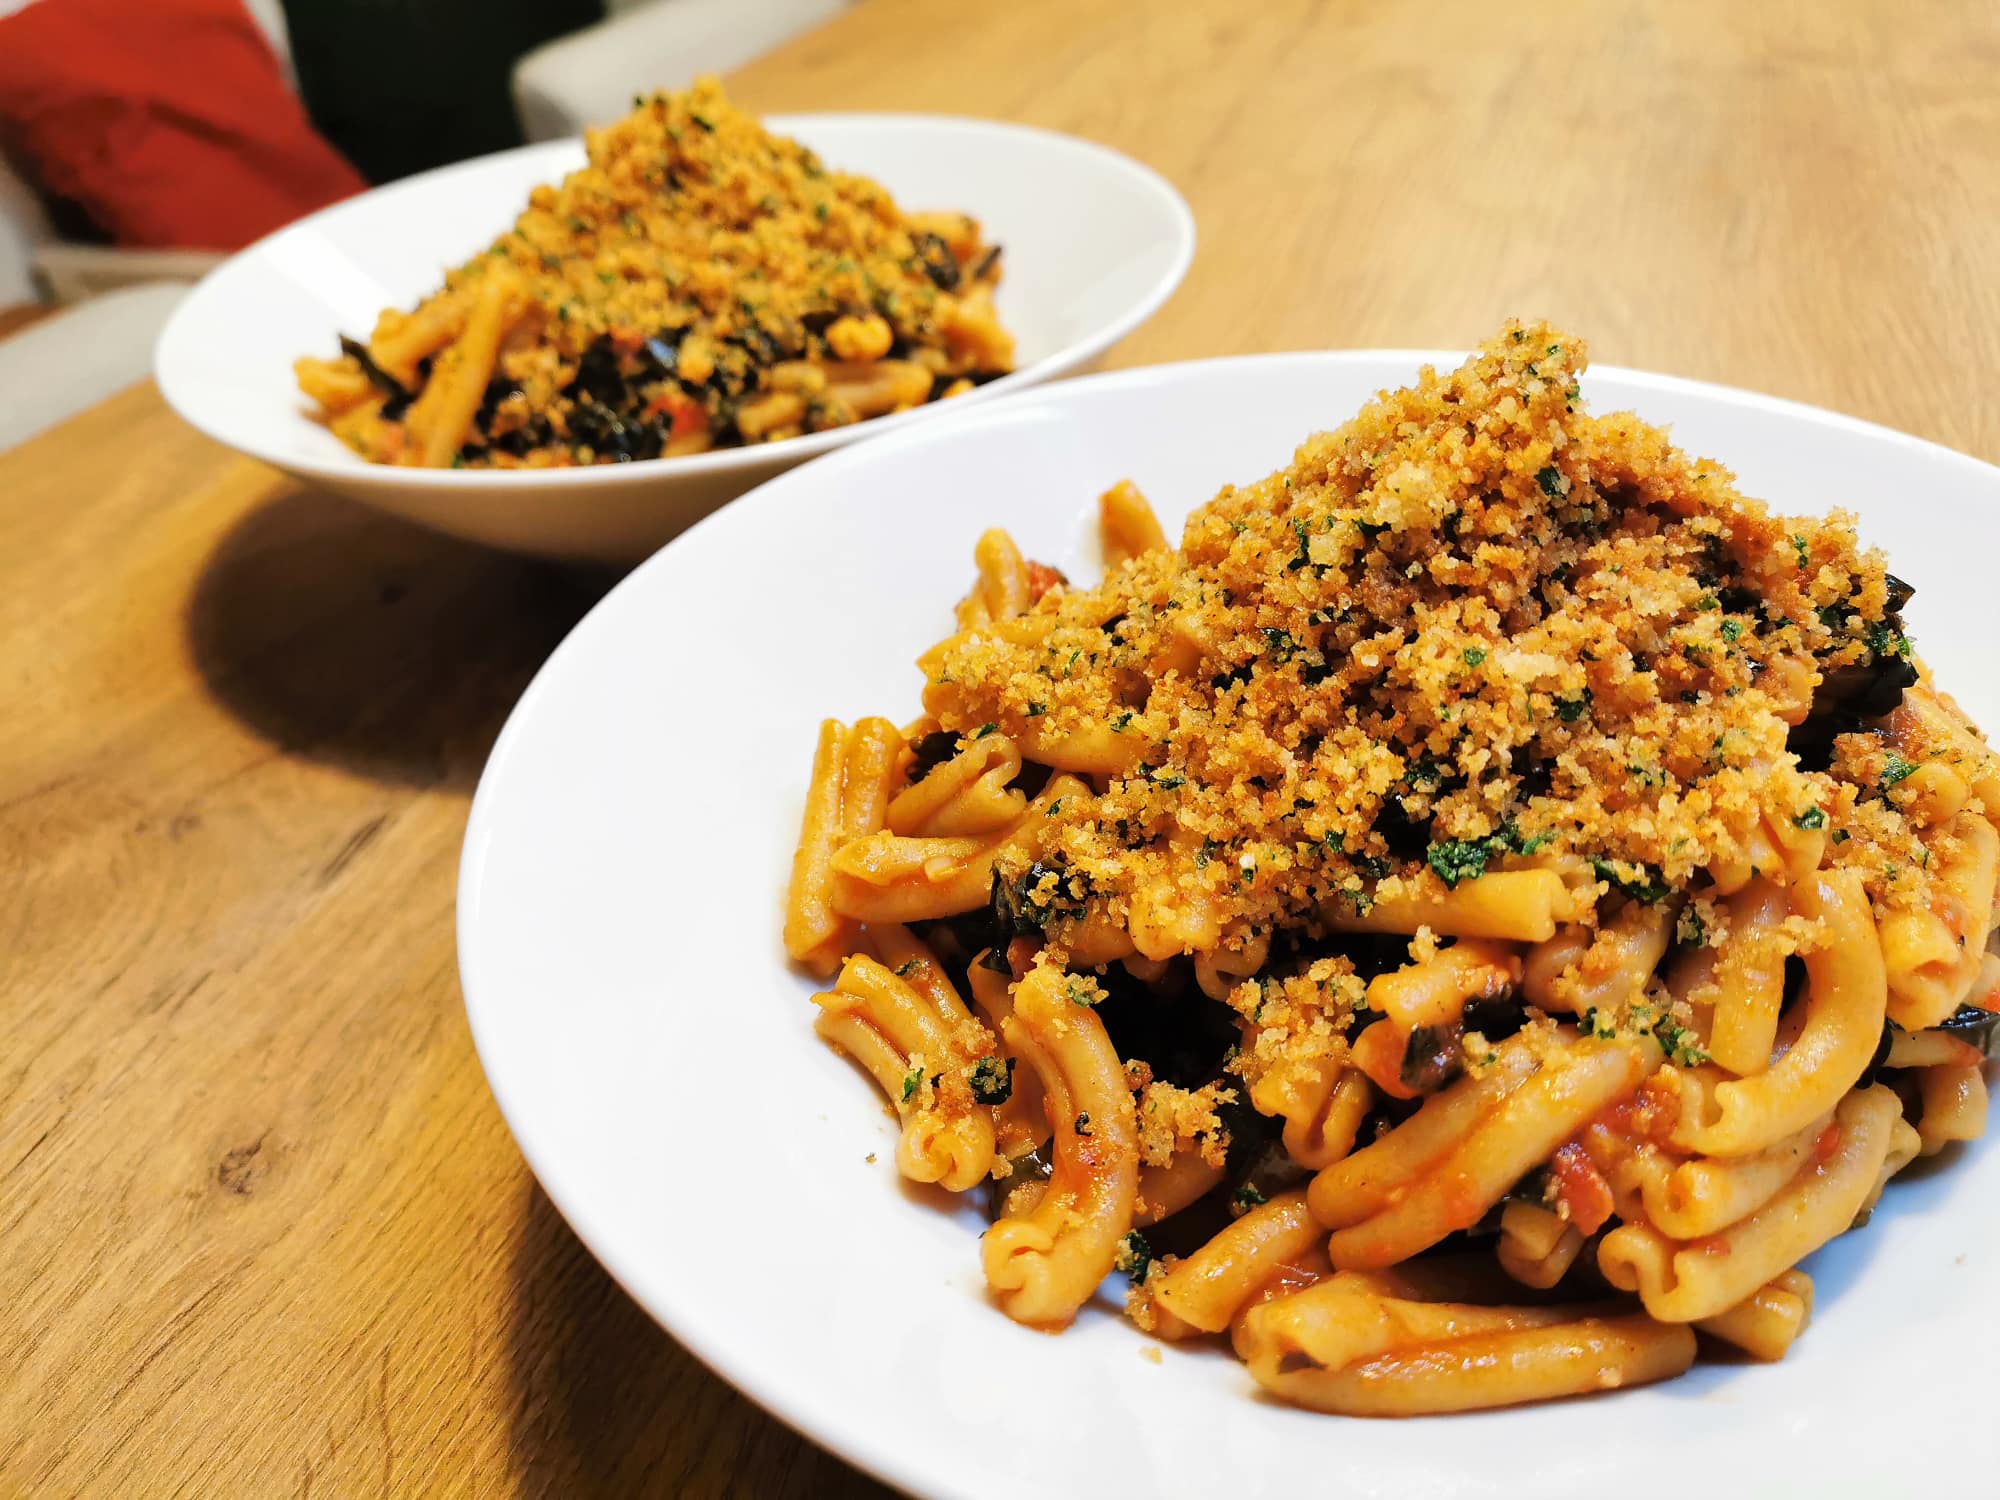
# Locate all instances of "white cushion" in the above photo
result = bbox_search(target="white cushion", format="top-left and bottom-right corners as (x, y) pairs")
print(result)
(0, 153), (54, 306)
(0, 280), (190, 451)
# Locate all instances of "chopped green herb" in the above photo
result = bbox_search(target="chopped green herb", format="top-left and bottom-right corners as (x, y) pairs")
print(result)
(1115, 1231), (1153, 1285)
(969, 1056), (1015, 1105)
(1026, 702), (1048, 717)
(1233, 1183), (1268, 1211)
(1426, 839), (1493, 888)
(1288, 516), (1312, 571)
(1794, 806), (1827, 830)
(900, 1066), (923, 1103)
(1590, 857), (1670, 903)
(893, 960), (920, 978)
(1881, 751), (1918, 790)
(1865, 620), (1911, 659)
(1791, 534), (1810, 569)
(1110, 711), (1135, 732)
(1655, 1019), (1710, 1068)
(974, 722), (999, 739)
(1463, 647), (1487, 667)
(1675, 907), (1706, 948)
(1536, 466), (1565, 498)
(1721, 618), (1745, 643)
(1554, 691), (1591, 724)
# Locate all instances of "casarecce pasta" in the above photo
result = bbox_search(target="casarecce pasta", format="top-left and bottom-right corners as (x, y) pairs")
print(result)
(296, 79), (1013, 468)
(784, 322), (1998, 1414)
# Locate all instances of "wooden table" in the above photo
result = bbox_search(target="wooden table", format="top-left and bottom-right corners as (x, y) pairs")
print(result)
(5, 1), (1997, 1493)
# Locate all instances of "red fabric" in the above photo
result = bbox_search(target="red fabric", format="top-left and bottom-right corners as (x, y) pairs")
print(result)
(0, 0), (367, 250)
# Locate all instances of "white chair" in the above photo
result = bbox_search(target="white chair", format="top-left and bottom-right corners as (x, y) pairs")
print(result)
(513, 0), (852, 142)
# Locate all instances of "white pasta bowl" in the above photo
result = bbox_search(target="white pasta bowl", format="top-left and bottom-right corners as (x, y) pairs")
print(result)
(153, 116), (1193, 562)
(458, 353), (2000, 1499)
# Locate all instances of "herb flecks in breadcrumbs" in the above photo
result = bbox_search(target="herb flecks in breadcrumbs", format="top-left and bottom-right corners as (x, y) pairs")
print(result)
(921, 321), (1972, 953)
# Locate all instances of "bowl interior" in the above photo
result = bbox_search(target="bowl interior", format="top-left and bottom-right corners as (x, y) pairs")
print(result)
(458, 352), (2000, 1500)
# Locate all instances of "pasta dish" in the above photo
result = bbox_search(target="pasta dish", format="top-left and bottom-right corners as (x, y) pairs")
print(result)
(295, 79), (1014, 469)
(783, 322), (1997, 1413)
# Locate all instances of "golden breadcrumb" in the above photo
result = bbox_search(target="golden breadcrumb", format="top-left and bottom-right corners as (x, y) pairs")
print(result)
(923, 321), (1983, 958)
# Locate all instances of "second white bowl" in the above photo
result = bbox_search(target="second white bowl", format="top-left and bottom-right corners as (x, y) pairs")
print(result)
(154, 114), (1195, 561)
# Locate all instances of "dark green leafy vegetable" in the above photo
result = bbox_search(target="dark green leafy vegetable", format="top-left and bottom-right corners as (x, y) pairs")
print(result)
(1937, 1004), (2000, 1059)
(1401, 1025), (1464, 1093)
(904, 730), (959, 784)
(990, 860), (1087, 936)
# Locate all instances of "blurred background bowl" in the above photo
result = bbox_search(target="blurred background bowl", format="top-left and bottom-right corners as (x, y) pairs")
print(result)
(153, 114), (1195, 562)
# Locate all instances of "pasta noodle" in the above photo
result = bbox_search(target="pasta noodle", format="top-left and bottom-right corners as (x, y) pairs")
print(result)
(297, 80), (1013, 468)
(980, 960), (1139, 1326)
(782, 321), (1999, 1415)
(1693, 1269), (1814, 1361)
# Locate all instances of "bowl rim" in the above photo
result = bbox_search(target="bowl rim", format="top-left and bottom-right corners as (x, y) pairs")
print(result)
(151, 112), (1197, 490)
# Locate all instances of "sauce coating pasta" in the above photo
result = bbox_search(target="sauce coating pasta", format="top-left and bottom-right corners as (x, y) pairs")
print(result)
(785, 321), (1998, 1414)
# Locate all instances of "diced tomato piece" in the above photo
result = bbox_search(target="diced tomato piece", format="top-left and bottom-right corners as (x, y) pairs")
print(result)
(642, 388), (708, 437)
(1005, 936), (1040, 980)
(1024, 560), (1068, 602)
(1811, 1123), (1843, 1165)
(1548, 1140), (1615, 1235)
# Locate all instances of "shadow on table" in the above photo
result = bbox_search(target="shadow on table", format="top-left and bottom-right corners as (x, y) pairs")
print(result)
(184, 487), (612, 791)
(503, 1179), (891, 1499)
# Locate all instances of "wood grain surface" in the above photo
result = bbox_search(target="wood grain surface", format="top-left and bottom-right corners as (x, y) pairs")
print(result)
(4, 2), (1997, 1495)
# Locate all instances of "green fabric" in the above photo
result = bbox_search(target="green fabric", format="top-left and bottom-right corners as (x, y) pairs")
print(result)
(281, 0), (605, 184)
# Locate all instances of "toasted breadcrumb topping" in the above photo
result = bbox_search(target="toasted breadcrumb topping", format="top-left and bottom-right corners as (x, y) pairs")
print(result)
(922, 321), (1986, 953)
(1134, 1079), (1236, 1168)
(304, 78), (1011, 466)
